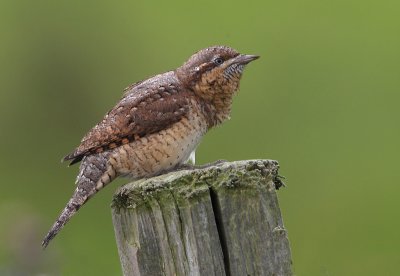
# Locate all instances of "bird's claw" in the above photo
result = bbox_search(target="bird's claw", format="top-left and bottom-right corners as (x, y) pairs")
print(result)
(273, 174), (286, 190)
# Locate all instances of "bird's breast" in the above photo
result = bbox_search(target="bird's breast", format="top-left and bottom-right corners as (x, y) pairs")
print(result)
(109, 105), (207, 179)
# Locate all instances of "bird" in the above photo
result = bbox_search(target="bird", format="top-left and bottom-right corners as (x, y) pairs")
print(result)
(42, 45), (259, 248)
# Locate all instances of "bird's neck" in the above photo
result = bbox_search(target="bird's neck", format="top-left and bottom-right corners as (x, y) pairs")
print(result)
(193, 72), (240, 127)
(175, 69), (239, 127)
(195, 90), (235, 128)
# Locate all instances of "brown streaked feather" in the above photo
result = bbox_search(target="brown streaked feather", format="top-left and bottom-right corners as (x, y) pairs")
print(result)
(63, 71), (191, 165)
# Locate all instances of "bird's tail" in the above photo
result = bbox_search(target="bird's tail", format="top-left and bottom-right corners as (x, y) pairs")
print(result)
(42, 153), (116, 248)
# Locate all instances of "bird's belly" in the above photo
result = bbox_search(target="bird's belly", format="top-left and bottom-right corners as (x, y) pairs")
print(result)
(111, 116), (206, 179)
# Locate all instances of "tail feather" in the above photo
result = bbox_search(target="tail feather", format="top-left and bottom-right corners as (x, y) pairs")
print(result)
(62, 151), (84, 166)
(42, 192), (84, 248)
(42, 153), (115, 248)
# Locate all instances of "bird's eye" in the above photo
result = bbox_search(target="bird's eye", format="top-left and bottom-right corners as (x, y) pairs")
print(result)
(214, 57), (224, 65)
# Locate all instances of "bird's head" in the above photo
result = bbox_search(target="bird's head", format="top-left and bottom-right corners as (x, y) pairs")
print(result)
(176, 46), (259, 103)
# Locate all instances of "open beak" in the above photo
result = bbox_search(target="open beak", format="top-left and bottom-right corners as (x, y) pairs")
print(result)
(234, 54), (260, 65)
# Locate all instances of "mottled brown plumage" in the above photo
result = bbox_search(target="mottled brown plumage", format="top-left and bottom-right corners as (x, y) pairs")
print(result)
(42, 45), (259, 248)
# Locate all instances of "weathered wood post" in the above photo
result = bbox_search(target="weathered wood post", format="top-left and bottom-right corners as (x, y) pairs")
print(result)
(111, 160), (292, 276)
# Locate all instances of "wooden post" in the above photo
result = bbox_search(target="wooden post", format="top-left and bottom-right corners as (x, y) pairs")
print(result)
(111, 160), (292, 276)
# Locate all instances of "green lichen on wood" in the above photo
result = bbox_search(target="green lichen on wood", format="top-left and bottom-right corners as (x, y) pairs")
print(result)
(112, 159), (279, 211)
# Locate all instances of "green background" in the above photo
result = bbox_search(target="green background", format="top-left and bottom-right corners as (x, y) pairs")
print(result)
(1, 0), (399, 275)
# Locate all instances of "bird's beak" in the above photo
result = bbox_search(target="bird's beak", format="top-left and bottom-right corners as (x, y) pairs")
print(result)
(233, 54), (260, 65)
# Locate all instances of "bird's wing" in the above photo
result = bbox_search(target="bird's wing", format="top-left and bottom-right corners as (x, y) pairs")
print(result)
(63, 73), (190, 165)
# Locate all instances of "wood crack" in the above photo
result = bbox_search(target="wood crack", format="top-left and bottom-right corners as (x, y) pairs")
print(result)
(209, 187), (231, 276)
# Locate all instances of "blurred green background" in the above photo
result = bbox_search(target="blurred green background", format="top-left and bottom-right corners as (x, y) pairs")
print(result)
(1, 0), (399, 275)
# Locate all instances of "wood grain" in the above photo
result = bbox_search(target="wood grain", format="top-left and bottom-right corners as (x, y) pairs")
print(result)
(111, 160), (292, 276)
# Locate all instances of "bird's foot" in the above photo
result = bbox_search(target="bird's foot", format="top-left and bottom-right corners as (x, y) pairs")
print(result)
(194, 159), (228, 169)
(157, 160), (228, 177)
(174, 163), (196, 171)
(174, 159), (228, 172)
(273, 174), (286, 190)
